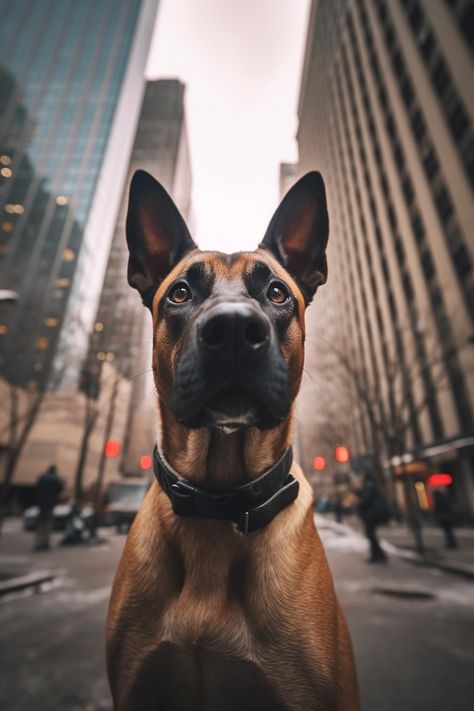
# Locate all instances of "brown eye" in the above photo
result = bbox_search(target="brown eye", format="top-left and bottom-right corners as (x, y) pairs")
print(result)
(267, 282), (289, 304)
(168, 283), (192, 304)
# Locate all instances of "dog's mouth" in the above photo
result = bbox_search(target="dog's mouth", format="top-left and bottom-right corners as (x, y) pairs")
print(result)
(170, 336), (291, 430)
(201, 386), (264, 430)
(172, 381), (288, 431)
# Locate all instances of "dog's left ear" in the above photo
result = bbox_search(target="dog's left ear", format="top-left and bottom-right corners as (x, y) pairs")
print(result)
(126, 170), (197, 307)
(259, 171), (329, 303)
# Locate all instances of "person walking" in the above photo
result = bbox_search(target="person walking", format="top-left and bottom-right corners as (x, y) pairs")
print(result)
(333, 491), (344, 524)
(432, 488), (458, 549)
(34, 465), (63, 551)
(357, 474), (389, 563)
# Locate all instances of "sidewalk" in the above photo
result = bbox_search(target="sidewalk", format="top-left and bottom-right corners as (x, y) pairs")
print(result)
(320, 514), (474, 579)
(0, 517), (118, 598)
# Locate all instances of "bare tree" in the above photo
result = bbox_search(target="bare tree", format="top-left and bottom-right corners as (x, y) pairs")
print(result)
(317, 320), (474, 553)
(0, 380), (48, 535)
(72, 354), (105, 509)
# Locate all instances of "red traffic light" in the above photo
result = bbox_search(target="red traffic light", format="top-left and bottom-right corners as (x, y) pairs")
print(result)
(140, 454), (152, 471)
(335, 445), (350, 464)
(427, 473), (453, 487)
(313, 456), (326, 471)
(105, 439), (121, 458)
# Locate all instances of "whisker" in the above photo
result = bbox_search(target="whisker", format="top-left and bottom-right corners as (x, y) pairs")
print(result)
(129, 368), (153, 382)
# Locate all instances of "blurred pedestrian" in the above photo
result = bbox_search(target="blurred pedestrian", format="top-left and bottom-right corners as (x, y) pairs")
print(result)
(334, 491), (344, 523)
(432, 488), (458, 549)
(356, 474), (389, 563)
(34, 464), (63, 551)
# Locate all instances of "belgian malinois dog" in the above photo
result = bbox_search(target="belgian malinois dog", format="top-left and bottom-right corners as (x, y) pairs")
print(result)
(107, 170), (359, 710)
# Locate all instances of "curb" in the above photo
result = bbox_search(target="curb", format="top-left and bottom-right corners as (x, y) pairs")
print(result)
(0, 569), (59, 596)
(394, 551), (474, 581)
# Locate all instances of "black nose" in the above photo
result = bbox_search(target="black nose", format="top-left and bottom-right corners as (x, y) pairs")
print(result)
(199, 303), (270, 358)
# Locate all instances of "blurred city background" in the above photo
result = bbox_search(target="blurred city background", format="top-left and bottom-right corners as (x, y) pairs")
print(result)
(0, 1), (473, 710)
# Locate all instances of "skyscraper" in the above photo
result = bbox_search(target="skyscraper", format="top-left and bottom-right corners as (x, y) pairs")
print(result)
(88, 79), (193, 475)
(90, 80), (192, 382)
(294, 0), (474, 516)
(0, 0), (159, 391)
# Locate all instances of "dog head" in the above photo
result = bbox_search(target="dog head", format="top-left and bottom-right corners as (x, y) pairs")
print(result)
(126, 170), (328, 431)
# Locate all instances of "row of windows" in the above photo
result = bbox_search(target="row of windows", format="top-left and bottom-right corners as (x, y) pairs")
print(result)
(370, 0), (473, 316)
(342, 14), (433, 443)
(441, 0), (474, 55)
(322, 5), (401, 443)
(307, 3), (373, 451)
(397, 0), (474, 191)
(359, 0), (473, 431)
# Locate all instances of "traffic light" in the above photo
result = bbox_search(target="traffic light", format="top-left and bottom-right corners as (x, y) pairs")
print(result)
(335, 445), (350, 464)
(105, 440), (121, 458)
(313, 456), (326, 471)
(427, 473), (453, 487)
(140, 454), (152, 471)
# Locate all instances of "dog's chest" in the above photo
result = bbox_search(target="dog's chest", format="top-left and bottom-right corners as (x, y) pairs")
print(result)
(159, 550), (253, 657)
(148, 641), (289, 711)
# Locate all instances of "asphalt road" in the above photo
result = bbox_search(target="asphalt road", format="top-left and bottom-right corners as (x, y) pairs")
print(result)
(0, 517), (472, 710)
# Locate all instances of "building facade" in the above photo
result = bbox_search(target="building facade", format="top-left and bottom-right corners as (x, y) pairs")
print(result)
(0, 0), (158, 391)
(294, 0), (474, 516)
(88, 79), (193, 476)
(0, 0), (159, 497)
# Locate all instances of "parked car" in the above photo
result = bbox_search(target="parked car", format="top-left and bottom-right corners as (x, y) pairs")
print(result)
(103, 480), (148, 533)
(23, 503), (93, 532)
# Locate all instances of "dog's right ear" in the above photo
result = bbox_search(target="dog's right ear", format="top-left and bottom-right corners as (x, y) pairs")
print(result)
(126, 170), (196, 307)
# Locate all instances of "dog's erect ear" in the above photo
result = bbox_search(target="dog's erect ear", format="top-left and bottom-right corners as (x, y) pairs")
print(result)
(126, 170), (197, 307)
(259, 171), (329, 303)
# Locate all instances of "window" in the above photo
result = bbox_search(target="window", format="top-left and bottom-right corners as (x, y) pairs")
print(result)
(394, 236), (405, 263)
(411, 109), (425, 140)
(421, 144), (439, 180)
(432, 58), (450, 96)
(418, 27), (435, 61)
(435, 186), (454, 223)
(402, 176), (414, 203)
(387, 204), (397, 230)
(411, 212), (425, 243)
(421, 249), (435, 280)
(385, 113), (396, 138)
(401, 76), (414, 107)
(393, 142), (405, 169)
(447, 100), (469, 141)
(402, 272), (414, 301)
(453, 244), (472, 279)
(409, 2), (423, 33)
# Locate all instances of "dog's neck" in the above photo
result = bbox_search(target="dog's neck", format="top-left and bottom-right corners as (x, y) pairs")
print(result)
(157, 401), (293, 489)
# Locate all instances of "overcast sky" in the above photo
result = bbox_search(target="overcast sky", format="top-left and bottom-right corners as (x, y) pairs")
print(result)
(146, 0), (310, 252)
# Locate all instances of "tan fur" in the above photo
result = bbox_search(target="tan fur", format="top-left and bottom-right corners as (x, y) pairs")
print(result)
(107, 252), (359, 710)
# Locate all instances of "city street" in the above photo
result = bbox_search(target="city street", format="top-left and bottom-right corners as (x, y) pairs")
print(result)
(0, 516), (472, 710)
(1, 2), (472, 710)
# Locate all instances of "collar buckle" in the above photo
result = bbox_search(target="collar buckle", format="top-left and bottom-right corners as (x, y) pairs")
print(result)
(170, 480), (233, 518)
(170, 480), (197, 517)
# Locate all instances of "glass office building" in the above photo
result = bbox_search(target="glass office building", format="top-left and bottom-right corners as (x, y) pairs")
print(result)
(0, 0), (158, 389)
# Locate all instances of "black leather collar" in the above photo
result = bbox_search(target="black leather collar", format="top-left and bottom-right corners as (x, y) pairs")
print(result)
(153, 445), (298, 534)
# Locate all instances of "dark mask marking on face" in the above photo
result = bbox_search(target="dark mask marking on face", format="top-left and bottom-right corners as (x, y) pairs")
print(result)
(243, 260), (297, 342)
